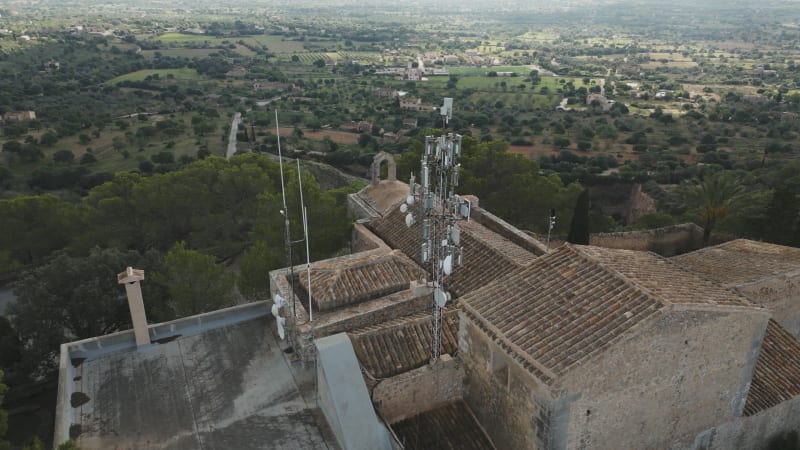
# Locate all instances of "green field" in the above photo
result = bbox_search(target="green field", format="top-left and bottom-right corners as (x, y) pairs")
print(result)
(449, 66), (534, 76)
(140, 48), (218, 58)
(108, 68), (203, 84)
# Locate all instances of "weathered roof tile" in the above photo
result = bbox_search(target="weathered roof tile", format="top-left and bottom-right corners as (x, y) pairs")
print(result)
(391, 400), (495, 450)
(296, 250), (423, 312)
(366, 203), (535, 298)
(671, 239), (800, 286)
(349, 309), (459, 379)
(460, 245), (756, 381)
(744, 319), (800, 416)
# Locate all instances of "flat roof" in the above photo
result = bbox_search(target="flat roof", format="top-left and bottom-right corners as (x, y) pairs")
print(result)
(58, 306), (337, 450)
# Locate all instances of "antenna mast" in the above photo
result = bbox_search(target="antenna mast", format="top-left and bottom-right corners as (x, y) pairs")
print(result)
(402, 98), (470, 362)
(275, 110), (298, 348)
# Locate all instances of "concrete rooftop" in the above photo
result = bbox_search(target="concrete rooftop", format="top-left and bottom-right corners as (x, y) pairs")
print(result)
(59, 306), (337, 450)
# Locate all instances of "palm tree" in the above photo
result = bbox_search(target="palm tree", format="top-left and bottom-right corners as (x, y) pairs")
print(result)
(683, 172), (743, 245)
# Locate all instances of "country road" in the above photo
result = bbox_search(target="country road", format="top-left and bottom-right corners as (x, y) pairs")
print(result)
(226, 112), (242, 159)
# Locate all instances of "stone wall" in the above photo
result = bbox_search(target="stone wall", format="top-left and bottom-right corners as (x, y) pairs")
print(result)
(589, 223), (704, 256)
(458, 312), (554, 450)
(470, 206), (548, 256)
(372, 354), (464, 423)
(559, 306), (769, 450)
(348, 192), (382, 221)
(709, 395), (800, 449)
(736, 272), (800, 338)
(352, 222), (390, 253)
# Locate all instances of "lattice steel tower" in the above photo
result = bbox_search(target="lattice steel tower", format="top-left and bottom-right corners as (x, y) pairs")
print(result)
(402, 98), (471, 361)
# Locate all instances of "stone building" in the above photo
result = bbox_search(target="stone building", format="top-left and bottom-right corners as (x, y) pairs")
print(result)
(55, 154), (800, 449)
(672, 239), (800, 337)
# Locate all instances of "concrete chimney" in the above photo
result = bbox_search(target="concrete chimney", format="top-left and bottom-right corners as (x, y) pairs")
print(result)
(117, 267), (150, 346)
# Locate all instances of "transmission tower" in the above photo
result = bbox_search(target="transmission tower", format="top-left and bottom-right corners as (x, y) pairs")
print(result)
(402, 98), (471, 362)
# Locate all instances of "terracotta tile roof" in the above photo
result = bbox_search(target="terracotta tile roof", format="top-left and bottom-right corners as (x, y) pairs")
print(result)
(579, 245), (754, 307)
(460, 245), (757, 382)
(671, 239), (800, 286)
(349, 309), (459, 379)
(391, 400), (495, 450)
(296, 250), (423, 312)
(744, 319), (800, 416)
(365, 203), (535, 298)
(460, 245), (663, 380)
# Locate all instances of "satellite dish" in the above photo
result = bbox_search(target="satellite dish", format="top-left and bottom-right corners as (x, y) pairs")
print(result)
(405, 213), (415, 227)
(400, 203), (408, 213)
(271, 303), (286, 340)
(277, 316), (286, 340)
(406, 195), (415, 205)
(434, 288), (448, 307)
(443, 255), (453, 275)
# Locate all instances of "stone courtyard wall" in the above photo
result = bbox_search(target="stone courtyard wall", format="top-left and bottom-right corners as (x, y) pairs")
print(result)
(589, 223), (704, 256)
(372, 355), (464, 424)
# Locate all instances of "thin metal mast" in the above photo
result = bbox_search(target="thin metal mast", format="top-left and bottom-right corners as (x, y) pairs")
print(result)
(276, 111), (298, 348)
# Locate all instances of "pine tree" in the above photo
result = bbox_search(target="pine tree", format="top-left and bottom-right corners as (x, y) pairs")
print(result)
(567, 189), (590, 245)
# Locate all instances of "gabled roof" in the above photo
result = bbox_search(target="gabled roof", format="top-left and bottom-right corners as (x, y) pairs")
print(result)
(366, 203), (534, 297)
(580, 245), (753, 307)
(349, 309), (459, 379)
(390, 400), (495, 450)
(460, 245), (756, 383)
(671, 239), (800, 286)
(297, 250), (423, 312)
(744, 319), (800, 416)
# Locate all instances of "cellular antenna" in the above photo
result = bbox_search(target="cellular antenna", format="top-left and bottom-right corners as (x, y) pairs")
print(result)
(403, 97), (469, 362)
(547, 208), (556, 251)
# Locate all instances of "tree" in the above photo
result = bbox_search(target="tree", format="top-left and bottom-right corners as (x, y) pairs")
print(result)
(152, 242), (236, 319)
(761, 178), (800, 246)
(0, 194), (80, 267)
(53, 150), (75, 164)
(567, 189), (590, 245)
(7, 248), (162, 375)
(0, 370), (8, 450)
(238, 240), (283, 299)
(681, 172), (743, 245)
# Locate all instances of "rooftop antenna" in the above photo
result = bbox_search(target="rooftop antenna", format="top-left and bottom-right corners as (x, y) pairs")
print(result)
(275, 110), (298, 349)
(296, 158), (314, 347)
(546, 208), (556, 251)
(403, 97), (469, 362)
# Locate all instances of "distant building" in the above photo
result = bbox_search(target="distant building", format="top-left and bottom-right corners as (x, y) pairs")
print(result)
(347, 121), (372, 133)
(372, 87), (398, 98)
(399, 97), (432, 111)
(3, 111), (36, 122)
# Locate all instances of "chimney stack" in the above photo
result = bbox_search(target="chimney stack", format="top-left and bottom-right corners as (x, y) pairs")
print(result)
(117, 267), (150, 346)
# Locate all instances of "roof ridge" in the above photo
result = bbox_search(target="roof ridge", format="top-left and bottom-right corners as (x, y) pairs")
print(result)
(657, 249), (760, 308)
(566, 244), (670, 308)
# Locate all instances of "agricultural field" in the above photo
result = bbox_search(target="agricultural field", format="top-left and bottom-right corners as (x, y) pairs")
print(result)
(107, 68), (203, 84)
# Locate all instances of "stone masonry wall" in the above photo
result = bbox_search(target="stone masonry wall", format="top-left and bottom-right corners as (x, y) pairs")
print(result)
(589, 223), (704, 256)
(372, 354), (464, 424)
(736, 272), (800, 338)
(470, 207), (548, 256)
(560, 306), (769, 450)
(352, 222), (390, 253)
(710, 395), (800, 449)
(458, 312), (553, 450)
